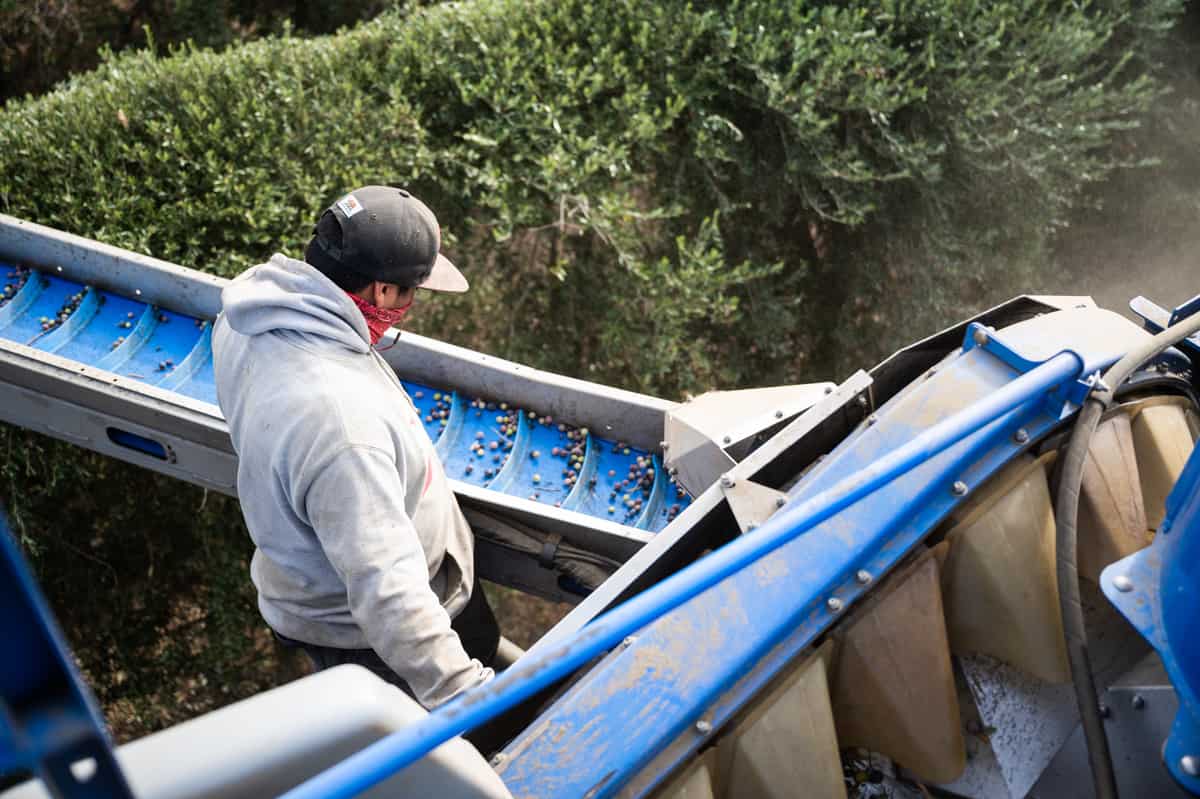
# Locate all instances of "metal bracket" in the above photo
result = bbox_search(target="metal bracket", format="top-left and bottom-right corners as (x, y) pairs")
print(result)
(961, 322), (1092, 411)
(962, 323), (1042, 373)
(663, 383), (836, 497)
(719, 475), (789, 534)
(1168, 293), (1200, 328)
(1132, 295), (1200, 361)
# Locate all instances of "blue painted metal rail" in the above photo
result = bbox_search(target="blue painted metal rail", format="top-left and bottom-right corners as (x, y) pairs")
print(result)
(280, 347), (1085, 799)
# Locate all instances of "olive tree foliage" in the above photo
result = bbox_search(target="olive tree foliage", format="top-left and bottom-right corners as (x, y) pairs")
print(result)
(0, 0), (1182, 392)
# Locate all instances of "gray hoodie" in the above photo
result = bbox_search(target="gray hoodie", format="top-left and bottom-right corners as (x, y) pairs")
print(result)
(212, 254), (492, 708)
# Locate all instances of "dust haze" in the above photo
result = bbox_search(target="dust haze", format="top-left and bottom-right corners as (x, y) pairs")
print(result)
(1042, 8), (1199, 319)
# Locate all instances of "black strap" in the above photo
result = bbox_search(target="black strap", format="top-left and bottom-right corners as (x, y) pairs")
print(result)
(538, 533), (563, 568)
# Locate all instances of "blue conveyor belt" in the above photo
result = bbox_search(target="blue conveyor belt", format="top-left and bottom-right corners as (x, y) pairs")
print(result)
(0, 263), (690, 532)
(1, 265), (215, 403)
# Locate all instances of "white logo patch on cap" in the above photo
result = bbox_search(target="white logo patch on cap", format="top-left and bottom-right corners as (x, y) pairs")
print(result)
(336, 193), (364, 218)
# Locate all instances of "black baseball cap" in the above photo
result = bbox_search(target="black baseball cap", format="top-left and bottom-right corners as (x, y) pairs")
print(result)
(309, 185), (468, 292)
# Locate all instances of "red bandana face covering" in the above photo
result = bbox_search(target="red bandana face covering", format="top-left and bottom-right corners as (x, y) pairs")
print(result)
(346, 291), (412, 346)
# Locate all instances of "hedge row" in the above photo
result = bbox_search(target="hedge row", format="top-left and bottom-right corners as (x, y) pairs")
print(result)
(0, 0), (393, 102)
(0, 0), (1186, 736)
(1, 0), (1184, 391)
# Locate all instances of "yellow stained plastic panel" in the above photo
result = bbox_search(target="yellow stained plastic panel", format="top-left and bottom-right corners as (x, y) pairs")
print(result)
(1077, 413), (1149, 582)
(655, 750), (718, 799)
(1131, 401), (1197, 531)
(940, 454), (1070, 683)
(715, 642), (845, 799)
(830, 550), (965, 784)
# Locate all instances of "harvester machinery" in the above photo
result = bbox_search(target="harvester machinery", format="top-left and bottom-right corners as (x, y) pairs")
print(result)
(0, 213), (1197, 799)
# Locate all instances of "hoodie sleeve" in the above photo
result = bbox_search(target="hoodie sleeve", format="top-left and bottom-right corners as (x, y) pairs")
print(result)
(301, 444), (493, 708)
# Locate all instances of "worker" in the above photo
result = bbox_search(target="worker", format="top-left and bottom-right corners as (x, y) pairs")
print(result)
(211, 185), (501, 716)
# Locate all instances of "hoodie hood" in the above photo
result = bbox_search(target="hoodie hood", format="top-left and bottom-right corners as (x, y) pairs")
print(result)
(220, 254), (370, 353)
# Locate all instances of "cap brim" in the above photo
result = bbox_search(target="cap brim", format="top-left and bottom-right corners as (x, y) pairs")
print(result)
(418, 253), (468, 293)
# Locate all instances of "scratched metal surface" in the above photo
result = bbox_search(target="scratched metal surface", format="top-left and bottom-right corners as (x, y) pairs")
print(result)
(497, 309), (1148, 799)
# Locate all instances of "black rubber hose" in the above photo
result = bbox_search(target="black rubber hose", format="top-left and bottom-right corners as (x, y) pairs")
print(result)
(1055, 394), (1116, 799)
(1054, 310), (1200, 799)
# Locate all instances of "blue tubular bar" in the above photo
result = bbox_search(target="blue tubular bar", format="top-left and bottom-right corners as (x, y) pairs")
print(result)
(280, 350), (1083, 799)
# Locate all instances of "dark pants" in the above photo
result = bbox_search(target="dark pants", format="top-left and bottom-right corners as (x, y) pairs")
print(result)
(275, 578), (508, 752)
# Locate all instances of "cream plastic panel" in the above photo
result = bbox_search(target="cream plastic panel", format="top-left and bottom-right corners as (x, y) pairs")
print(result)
(830, 550), (964, 784)
(655, 750), (718, 799)
(1129, 398), (1197, 531)
(940, 453), (1070, 683)
(2, 665), (511, 799)
(1076, 413), (1149, 582)
(715, 642), (845, 799)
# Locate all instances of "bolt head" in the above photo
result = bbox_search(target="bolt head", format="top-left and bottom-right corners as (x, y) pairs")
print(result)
(775, 496), (787, 508)
(622, 636), (637, 648)
(694, 719), (712, 735)
(720, 474), (735, 488)
(1132, 694), (1145, 710)
(856, 570), (872, 585)
(866, 414), (878, 426)
(490, 753), (507, 767)
(722, 435), (732, 445)
(952, 481), (969, 496)
(824, 385), (834, 394)
(775, 410), (784, 419)
(1098, 702), (1111, 719)
(1113, 574), (1134, 593)
(972, 327), (989, 347)
(857, 394), (869, 408)
(827, 597), (844, 612)
(1182, 755), (1200, 777)
(1014, 428), (1029, 444)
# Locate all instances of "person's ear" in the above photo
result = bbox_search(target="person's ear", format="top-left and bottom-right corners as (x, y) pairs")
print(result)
(370, 281), (389, 307)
